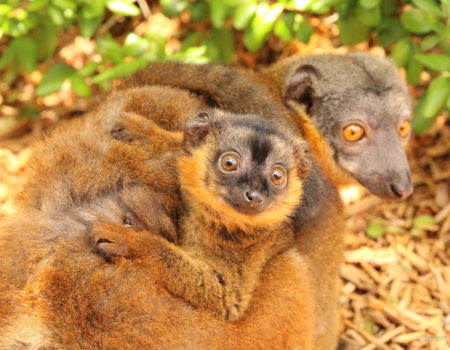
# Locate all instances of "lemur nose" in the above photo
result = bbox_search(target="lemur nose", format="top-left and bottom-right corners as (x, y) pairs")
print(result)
(245, 191), (264, 207)
(389, 183), (413, 200)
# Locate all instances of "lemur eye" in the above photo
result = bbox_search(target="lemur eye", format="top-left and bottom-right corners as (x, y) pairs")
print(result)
(271, 166), (287, 188)
(219, 152), (240, 173)
(342, 123), (365, 142)
(398, 120), (411, 137)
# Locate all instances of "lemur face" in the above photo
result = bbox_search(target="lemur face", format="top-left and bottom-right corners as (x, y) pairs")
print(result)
(321, 87), (412, 200)
(285, 54), (413, 200)
(212, 130), (294, 216)
(179, 110), (310, 228)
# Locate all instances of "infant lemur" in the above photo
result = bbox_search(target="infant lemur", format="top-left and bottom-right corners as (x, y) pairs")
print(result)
(91, 108), (310, 321)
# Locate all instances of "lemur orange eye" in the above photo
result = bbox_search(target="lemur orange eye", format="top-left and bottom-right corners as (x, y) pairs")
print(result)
(399, 120), (411, 137)
(271, 166), (287, 187)
(219, 152), (240, 173)
(342, 124), (365, 142)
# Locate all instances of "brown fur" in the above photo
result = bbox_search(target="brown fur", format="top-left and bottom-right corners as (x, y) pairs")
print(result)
(0, 84), (316, 349)
(89, 109), (310, 322)
(120, 60), (345, 349)
(1, 55), (409, 349)
(125, 55), (410, 349)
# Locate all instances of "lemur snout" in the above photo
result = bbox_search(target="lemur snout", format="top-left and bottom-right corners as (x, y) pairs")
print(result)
(245, 191), (264, 207)
(389, 182), (413, 200)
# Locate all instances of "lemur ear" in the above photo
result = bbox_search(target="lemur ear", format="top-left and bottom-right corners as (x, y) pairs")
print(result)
(285, 64), (320, 114)
(292, 138), (312, 179)
(184, 112), (212, 153)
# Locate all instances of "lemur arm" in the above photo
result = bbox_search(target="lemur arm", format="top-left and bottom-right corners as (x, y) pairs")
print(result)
(89, 222), (247, 321)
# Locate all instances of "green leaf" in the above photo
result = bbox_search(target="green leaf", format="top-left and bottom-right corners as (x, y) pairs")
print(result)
(170, 46), (208, 64)
(222, 0), (243, 6)
(439, 39), (450, 55)
(34, 22), (57, 60)
(366, 220), (386, 239)
(181, 32), (202, 51)
(439, 24), (450, 40)
(210, 28), (234, 64)
(413, 215), (435, 228)
(143, 33), (166, 60)
(0, 4), (11, 16)
(78, 62), (100, 77)
(6, 18), (28, 37)
(243, 3), (283, 52)
(400, 9), (435, 34)
(421, 35), (440, 50)
(377, 17), (406, 47)
(390, 37), (411, 67)
(210, 0), (229, 27)
(380, 0), (396, 15)
(70, 74), (91, 97)
(203, 28), (233, 64)
(91, 59), (146, 83)
(406, 58), (422, 85)
(124, 33), (149, 56)
(96, 36), (124, 63)
(27, 0), (48, 12)
(359, 0), (381, 9)
(204, 36), (220, 62)
(412, 95), (435, 134)
(309, 0), (339, 14)
(422, 77), (450, 118)
(405, 40), (421, 85)
(78, 13), (103, 37)
(16, 38), (37, 73)
(190, 1), (208, 21)
(48, 5), (64, 26)
(81, 0), (106, 18)
(0, 44), (15, 70)
(356, 3), (381, 26)
(51, 0), (76, 11)
(1, 38), (38, 73)
(233, 0), (257, 30)
(414, 53), (450, 71)
(106, 0), (140, 16)
(337, 14), (371, 45)
(411, 0), (442, 17)
(160, 0), (188, 17)
(274, 13), (294, 42)
(36, 64), (76, 96)
(286, 0), (314, 11)
(17, 106), (38, 120)
(293, 14), (313, 44)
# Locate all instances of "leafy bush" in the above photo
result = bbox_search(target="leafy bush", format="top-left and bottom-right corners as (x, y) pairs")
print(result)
(0, 0), (448, 133)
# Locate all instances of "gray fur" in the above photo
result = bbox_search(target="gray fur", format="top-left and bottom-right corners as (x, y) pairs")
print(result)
(284, 53), (412, 199)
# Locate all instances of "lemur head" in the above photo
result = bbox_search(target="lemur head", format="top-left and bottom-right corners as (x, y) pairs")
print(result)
(281, 53), (412, 200)
(178, 110), (311, 231)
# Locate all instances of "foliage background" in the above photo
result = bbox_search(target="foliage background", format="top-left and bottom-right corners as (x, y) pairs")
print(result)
(0, 0), (448, 137)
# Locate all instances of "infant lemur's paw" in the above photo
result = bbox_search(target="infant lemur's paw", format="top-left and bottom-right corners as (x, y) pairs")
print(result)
(223, 289), (246, 321)
(223, 303), (242, 322)
(90, 222), (131, 260)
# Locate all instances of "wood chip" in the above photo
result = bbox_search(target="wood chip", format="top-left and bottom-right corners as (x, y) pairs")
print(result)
(395, 245), (429, 272)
